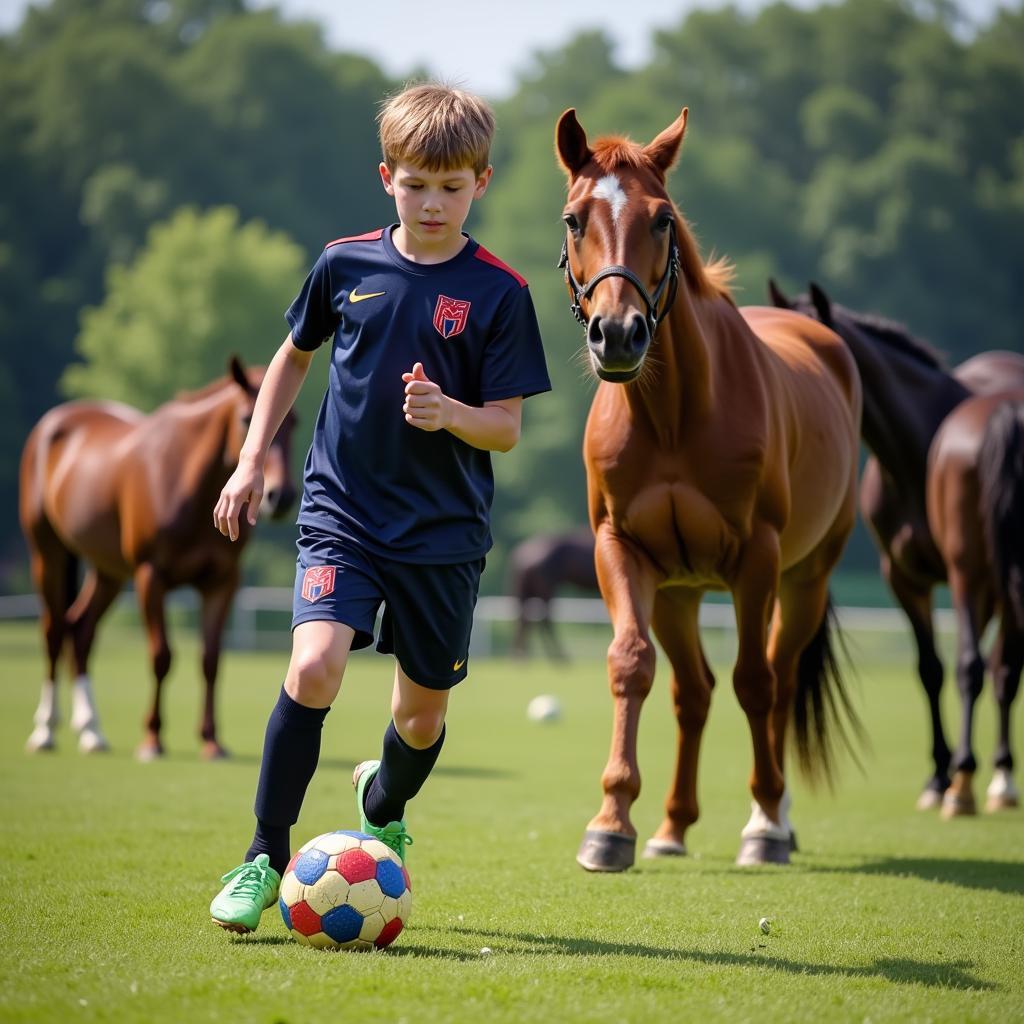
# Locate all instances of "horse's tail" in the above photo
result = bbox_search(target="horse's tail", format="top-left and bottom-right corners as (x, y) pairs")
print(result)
(792, 597), (865, 787)
(979, 399), (1024, 630)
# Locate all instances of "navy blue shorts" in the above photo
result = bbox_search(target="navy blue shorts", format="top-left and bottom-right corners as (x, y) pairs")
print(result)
(291, 525), (485, 690)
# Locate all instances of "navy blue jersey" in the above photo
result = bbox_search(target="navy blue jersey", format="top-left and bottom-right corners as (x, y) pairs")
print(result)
(286, 225), (551, 563)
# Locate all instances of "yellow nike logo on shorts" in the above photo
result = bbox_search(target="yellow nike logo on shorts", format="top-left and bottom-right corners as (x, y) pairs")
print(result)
(348, 287), (386, 303)
(453, 658), (466, 671)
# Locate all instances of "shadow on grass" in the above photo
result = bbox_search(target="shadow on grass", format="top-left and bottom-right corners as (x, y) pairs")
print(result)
(423, 926), (994, 989)
(641, 849), (1024, 897)
(811, 856), (1024, 896)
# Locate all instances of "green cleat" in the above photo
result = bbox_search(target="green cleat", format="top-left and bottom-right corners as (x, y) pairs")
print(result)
(352, 759), (414, 863)
(209, 853), (281, 934)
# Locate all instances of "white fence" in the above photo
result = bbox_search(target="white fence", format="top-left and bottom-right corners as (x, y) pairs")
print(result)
(1, 589), (955, 655)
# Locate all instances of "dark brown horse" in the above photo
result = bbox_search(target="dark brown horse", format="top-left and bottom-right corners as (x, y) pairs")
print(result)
(769, 282), (1024, 814)
(556, 108), (862, 871)
(19, 358), (298, 759)
(508, 528), (598, 659)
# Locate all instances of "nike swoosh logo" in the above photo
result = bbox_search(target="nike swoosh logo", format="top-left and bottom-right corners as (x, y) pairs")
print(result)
(453, 658), (466, 671)
(349, 287), (386, 304)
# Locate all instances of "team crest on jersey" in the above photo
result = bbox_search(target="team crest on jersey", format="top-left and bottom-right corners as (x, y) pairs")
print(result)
(433, 294), (472, 339)
(301, 566), (336, 603)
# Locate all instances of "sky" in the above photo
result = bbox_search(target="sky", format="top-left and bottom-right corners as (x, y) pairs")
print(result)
(0, 0), (1014, 98)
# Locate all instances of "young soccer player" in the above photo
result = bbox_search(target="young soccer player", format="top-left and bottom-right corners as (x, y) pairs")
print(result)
(208, 83), (550, 933)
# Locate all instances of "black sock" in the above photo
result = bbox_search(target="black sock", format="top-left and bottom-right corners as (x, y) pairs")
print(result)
(245, 686), (330, 875)
(363, 720), (445, 826)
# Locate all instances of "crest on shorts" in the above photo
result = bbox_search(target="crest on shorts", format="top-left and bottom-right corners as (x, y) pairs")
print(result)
(433, 294), (471, 338)
(301, 565), (336, 603)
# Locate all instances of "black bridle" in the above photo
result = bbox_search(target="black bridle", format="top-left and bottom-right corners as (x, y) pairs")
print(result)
(557, 225), (681, 337)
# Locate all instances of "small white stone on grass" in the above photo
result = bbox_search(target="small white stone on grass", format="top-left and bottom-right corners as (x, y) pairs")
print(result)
(759, 918), (771, 935)
(479, 947), (492, 956)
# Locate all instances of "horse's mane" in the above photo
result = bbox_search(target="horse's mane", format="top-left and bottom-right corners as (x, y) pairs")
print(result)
(174, 367), (264, 404)
(843, 308), (947, 370)
(590, 136), (735, 303)
(175, 376), (236, 403)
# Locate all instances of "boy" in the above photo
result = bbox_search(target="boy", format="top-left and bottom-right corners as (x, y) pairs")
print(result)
(209, 83), (550, 933)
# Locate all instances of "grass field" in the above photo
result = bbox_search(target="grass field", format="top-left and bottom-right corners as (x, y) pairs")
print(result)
(1, 620), (1022, 1023)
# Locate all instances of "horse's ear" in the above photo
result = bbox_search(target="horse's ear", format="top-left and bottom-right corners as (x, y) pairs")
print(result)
(809, 282), (834, 327)
(767, 278), (794, 310)
(644, 108), (688, 176)
(229, 355), (252, 392)
(556, 109), (592, 178)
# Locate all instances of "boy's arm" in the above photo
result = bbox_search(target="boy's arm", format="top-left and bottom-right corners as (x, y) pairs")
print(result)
(214, 335), (314, 541)
(402, 362), (522, 452)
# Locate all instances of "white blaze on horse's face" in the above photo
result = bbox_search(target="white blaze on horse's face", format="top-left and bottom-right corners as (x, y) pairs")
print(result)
(592, 174), (628, 225)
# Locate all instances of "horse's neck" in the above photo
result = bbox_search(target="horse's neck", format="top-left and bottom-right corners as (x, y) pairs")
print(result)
(845, 332), (968, 485)
(623, 286), (716, 439)
(153, 388), (236, 494)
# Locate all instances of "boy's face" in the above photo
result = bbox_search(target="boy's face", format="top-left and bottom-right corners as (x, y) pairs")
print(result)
(380, 161), (492, 254)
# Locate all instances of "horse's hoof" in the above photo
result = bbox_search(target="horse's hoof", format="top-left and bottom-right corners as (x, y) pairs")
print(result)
(940, 791), (977, 818)
(916, 788), (943, 811)
(78, 729), (109, 754)
(985, 793), (1019, 812)
(135, 741), (164, 762)
(25, 728), (56, 753)
(576, 830), (636, 872)
(736, 836), (790, 866)
(642, 837), (687, 859)
(202, 742), (230, 761)
(985, 770), (1018, 812)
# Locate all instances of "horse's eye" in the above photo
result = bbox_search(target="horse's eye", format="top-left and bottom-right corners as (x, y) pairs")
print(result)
(654, 213), (674, 233)
(563, 213), (581, 234)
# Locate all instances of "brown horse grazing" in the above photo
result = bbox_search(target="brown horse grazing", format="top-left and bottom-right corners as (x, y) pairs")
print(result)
(555, 108), (863, 871)
(18, 358), (298, 760)
(508, 528), (598, 660)
(769, 282), (1024, 814)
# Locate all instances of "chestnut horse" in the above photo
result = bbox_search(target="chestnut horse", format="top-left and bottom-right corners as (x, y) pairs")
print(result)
(769, 282), (1024, 815)
(508, 528), (598, 659)
(19, 358), (297, 759)
(556, 108), (863, 871)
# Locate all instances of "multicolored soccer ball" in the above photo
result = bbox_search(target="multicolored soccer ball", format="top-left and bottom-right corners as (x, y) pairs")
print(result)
(279, 830), (412, 951)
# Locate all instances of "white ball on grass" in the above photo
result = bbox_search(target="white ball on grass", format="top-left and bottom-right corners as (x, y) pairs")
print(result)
(527, 695), (562, 722)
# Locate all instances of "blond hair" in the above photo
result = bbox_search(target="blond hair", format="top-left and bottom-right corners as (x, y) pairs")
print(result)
(378, 83), (495, 176)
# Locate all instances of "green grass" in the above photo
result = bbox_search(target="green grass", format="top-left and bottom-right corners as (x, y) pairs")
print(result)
(1, 620), (1022, 1023)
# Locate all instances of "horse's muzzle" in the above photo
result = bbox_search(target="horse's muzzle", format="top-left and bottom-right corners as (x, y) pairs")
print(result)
(264, 484), (297, 520)
(587, 313), (650, 381)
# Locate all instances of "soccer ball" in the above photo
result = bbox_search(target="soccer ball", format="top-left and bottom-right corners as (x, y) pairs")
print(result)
(279, 830), (412, 951)
(527, 694), (562, 722)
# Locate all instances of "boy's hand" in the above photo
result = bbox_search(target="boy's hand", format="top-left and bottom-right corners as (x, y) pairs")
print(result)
(402, 362), (451, 432)
(213, 456), (264, 542)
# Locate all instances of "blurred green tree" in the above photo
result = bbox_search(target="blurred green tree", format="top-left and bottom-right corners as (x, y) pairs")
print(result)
(63, 206), (305, 408)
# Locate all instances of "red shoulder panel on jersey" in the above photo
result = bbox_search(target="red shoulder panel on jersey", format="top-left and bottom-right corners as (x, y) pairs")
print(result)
(474, 246), (528, 287)
(325, 228), (385, 249)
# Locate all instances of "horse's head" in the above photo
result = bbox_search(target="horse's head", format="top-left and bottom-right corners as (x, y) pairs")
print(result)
(555, 108), (688, 382)
(228, 356), (298, 520)
(767, 278), (838, 330)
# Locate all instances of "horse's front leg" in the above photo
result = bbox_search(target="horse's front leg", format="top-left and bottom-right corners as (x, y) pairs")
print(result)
(883, 556), (950, 809)
(643, 586), (711, 859)
(198, 572), (239, 760)
(134, 563), (172, 761)
(576, 528), (659, 872)
(732, 525), (788, 866)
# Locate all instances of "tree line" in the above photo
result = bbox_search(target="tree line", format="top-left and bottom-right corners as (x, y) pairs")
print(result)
(1, 0), (1021, 593)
